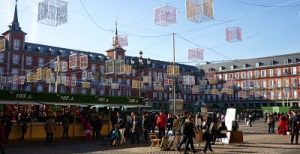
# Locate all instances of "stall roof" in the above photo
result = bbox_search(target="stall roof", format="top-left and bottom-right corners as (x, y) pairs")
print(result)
(0, 101), (41, 105)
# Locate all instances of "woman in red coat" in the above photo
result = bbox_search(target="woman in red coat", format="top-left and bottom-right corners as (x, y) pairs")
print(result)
(278, 115), (288, 135)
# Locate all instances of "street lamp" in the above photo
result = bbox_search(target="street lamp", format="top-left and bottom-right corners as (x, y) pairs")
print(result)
(131, 50), (151, 113)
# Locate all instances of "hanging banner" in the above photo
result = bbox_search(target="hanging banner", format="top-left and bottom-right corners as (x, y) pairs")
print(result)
(167, 65), (180, 75)
(0, 38), (5, 52)
(69, 53), (78, 69)
(154, 5), (177, 26)
(79, 55), (88, 69)
(82, 81), (90, 88)
(188, 48), (204, 60)
(105, 60), (115, 74)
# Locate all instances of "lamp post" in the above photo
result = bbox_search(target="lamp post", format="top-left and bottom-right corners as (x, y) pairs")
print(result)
(131, 50), (151, 113)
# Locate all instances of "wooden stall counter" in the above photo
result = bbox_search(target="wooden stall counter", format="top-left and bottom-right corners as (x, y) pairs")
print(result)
(9, 122), (112, 141)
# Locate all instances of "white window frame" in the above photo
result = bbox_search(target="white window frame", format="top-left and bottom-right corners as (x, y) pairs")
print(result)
(269, 69), (274, 77)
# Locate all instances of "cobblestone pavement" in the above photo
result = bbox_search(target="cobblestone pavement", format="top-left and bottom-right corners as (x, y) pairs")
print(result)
(5, 119), (300, 154)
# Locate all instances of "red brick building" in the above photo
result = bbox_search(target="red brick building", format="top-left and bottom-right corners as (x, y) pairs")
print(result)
(0, 3), (201, 112)
(201, 53), (300, 109)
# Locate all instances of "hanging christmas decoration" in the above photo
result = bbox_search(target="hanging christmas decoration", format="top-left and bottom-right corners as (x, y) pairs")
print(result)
(183, 75), (195, 85)
(112, 35), (128, 47)
(154, 5), (177, 26)
(226, 27), (242, 42)
(167, 65), (180, 75)
(38, 0), (68, 26)
(186, 0), (214, 23)
(188, 48), (204, 60)
(0, 38), (5, 52)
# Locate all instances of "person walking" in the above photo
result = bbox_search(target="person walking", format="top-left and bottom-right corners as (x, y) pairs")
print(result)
(182, 115), (196, 154)
(203, 117), (214, 154)
(156, 111), (166, 139)
(117, 112), (126, 145)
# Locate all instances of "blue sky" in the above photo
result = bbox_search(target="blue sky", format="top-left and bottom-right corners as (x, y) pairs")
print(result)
(1, 0), (300, 66)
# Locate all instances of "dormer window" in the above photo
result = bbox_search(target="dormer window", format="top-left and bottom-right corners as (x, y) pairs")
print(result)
(270, 60), (277, 65)
(242, 64), (249, 69)
(219, 66), (225, 71)
(255, 62), (262, 67)
(230, 65), (236, 70)
(284, 59), (292, 64)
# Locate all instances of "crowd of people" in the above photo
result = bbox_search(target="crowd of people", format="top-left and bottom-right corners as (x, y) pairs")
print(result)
(265, 110), (300, 144)
(106, 111), (229, 154)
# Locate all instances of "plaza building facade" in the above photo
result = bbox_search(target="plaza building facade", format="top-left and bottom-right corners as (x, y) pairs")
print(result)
(0, 3), (202, 112)
(200, 53), (300, 109)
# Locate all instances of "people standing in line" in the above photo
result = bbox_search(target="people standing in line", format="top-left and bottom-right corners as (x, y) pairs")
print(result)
(156, 111), (166, 139)
(117, 112), (126, 145)
(62, 114), (70, 140)
(290, 111), (300, 144)
(44, 116), (56, 144)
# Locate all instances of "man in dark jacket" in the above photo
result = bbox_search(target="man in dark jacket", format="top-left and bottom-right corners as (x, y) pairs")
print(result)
(182, 116), (196, 154)
(290, 111), (300, 144)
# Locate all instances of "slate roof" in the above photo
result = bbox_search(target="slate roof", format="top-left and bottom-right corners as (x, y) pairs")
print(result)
(200, 52), (300, 72)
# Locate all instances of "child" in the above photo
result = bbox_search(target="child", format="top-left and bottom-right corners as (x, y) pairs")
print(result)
(111, 125), (120, 146)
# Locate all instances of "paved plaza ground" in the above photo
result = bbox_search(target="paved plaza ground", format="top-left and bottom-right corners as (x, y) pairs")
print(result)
(5, 119), (300, 154)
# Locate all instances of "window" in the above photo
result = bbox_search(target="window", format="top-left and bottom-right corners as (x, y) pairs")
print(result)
(247, 71), (252, 79)
(278, 91), (282, 99)
(0, 67), (3, 75)
(293, 90), (298, 99)
(241, 72), (246, 79)
(269, 80), (274, 88)
(12, 68), (19, 75)
(291, 67), (297, 75)
(269, 69), (274, 77)
(91, 64), (96, 72)
(38, 57), (44, 67)
(261, 70), (266, 78)
(254, 70), (260, 78)
(277, 68), (281, 76)
(283, 68), (289, 76)
(262, 80), (267, 88)
(234, 72), (239, 79)
(37, 85), (43, 92)
(26, 56), (32, 66)
(25, 85), (31, 91)
(12, 54), (20, 64)
(13, 39), (21, 50)
(291, 78), (297, 87)
(277, 79), (281, 88)
(0, 53), (4, 63)
(270, 91), (274, 99)
(71, 87), (76, 94)
(255, 62), (260, 67)
(91, 88), (96, 95)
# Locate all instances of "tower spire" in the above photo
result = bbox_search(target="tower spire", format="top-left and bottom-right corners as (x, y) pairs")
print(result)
(10, 0), (21, 31)
(113, 20), (120, 47)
